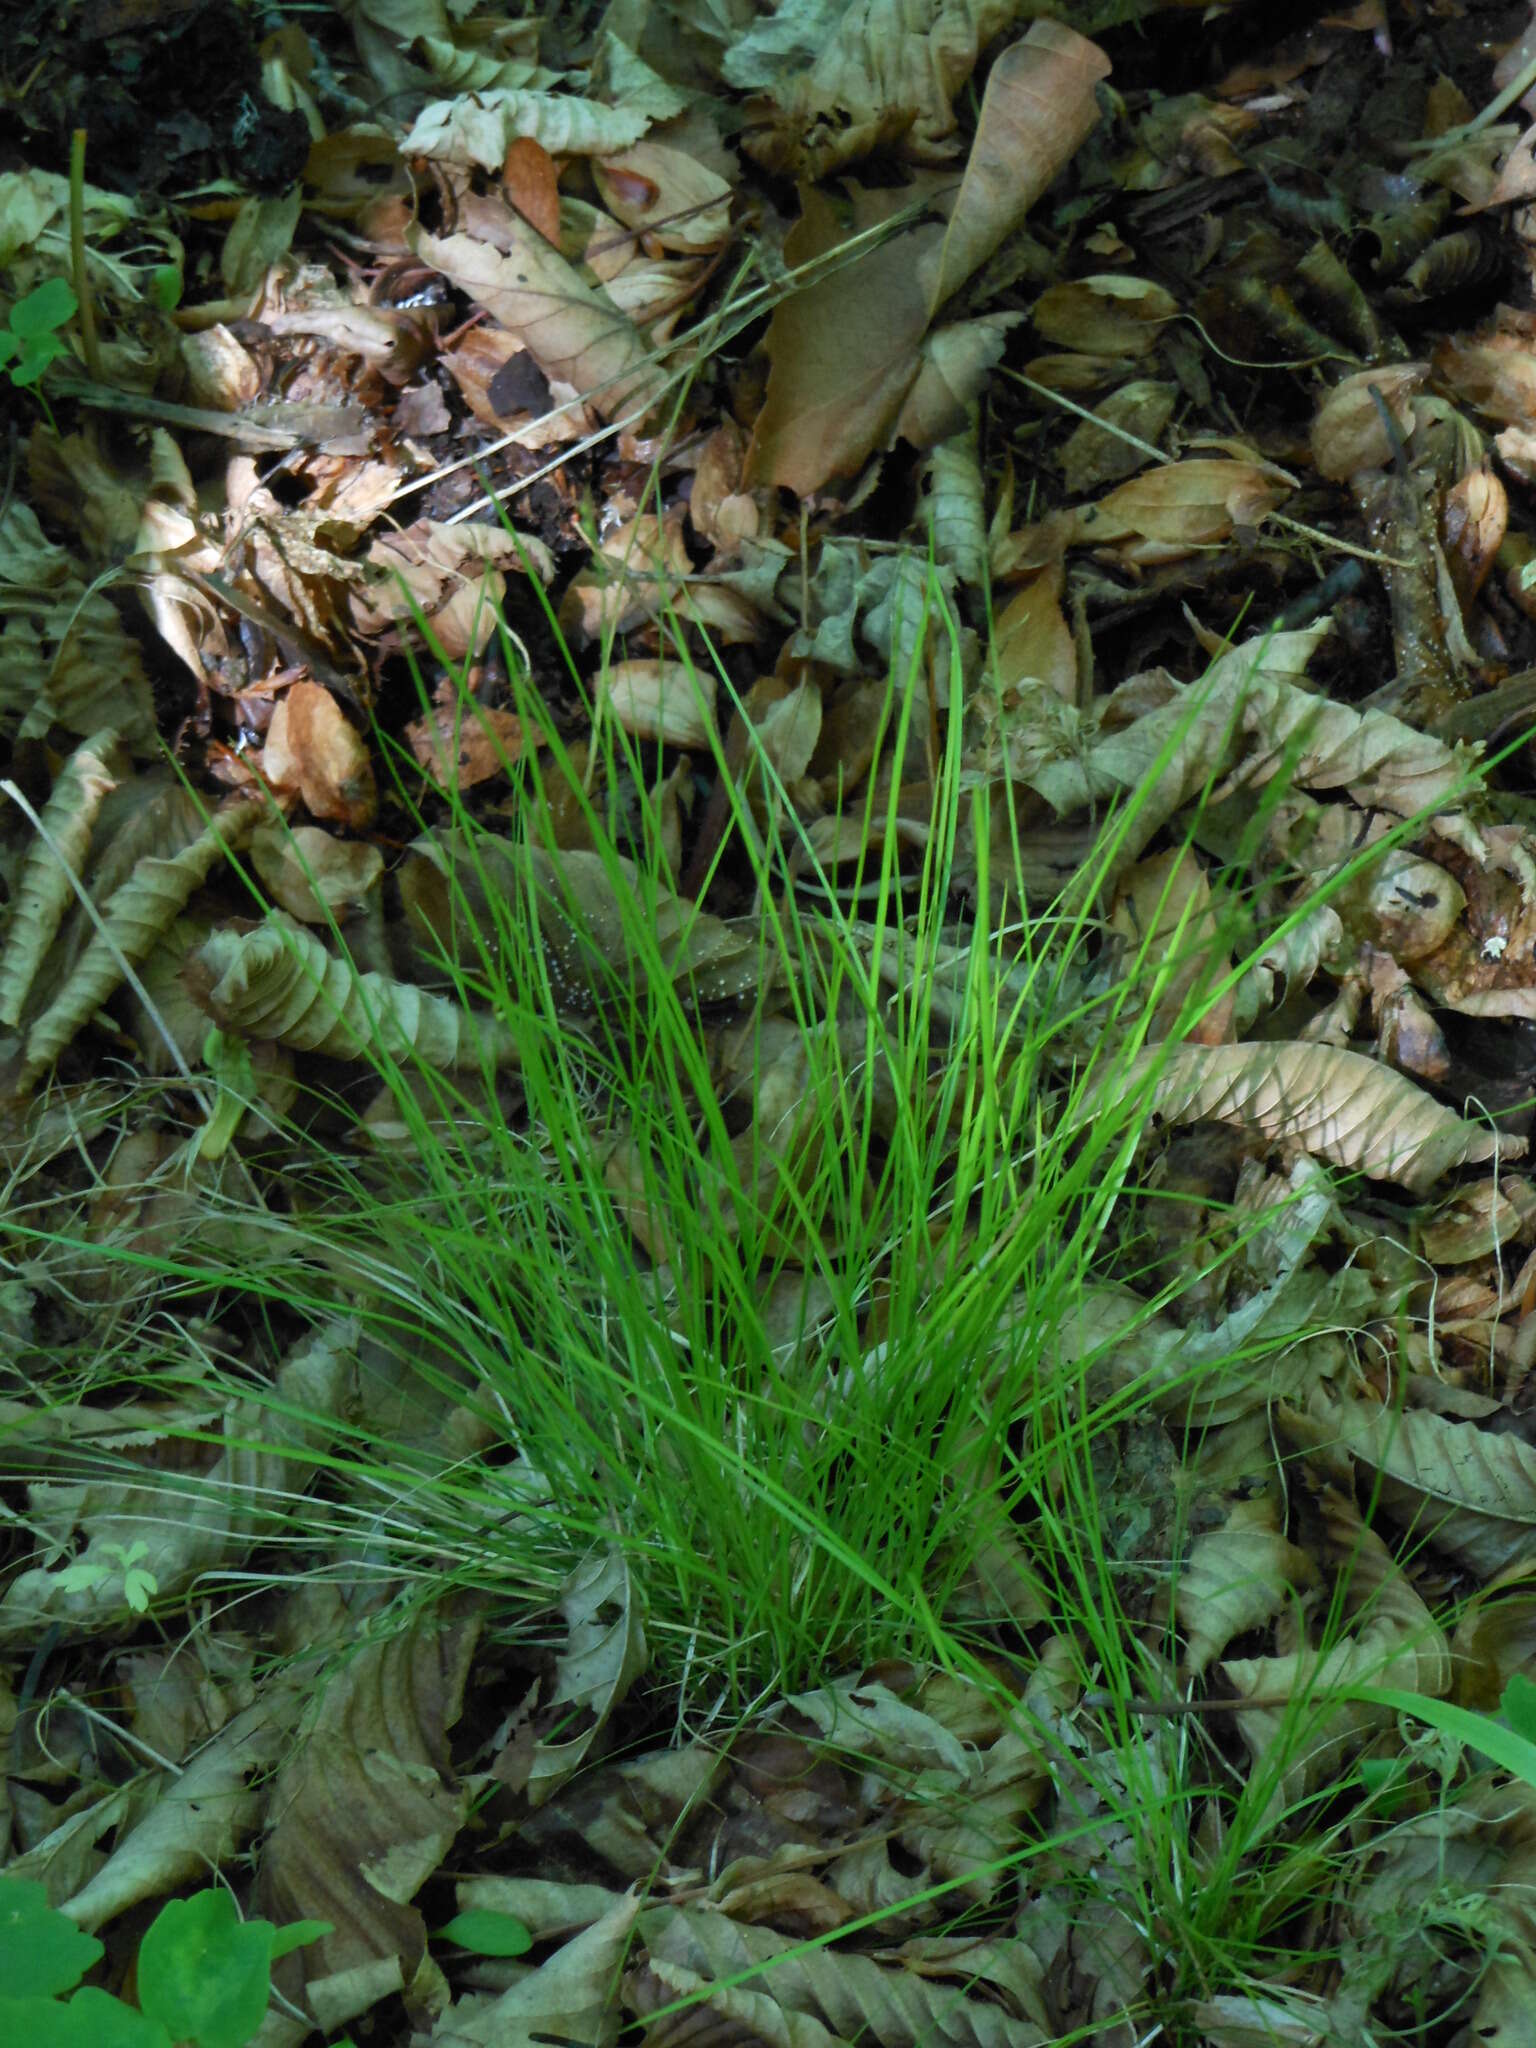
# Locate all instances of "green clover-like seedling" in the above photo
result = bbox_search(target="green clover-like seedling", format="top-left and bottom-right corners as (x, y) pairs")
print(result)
(0, 1877), (104, 1998)
(55, 1539), (159, 1614)
(436, 1908), (534, 1957)
(0, 276), (79, 388)
(137, 1890), (331, 2048)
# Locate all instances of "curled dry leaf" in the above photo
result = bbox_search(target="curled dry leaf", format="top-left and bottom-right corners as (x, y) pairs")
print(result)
(526, 1550), (649, 1806)
(0, 725), (122, 1028)
(1304, 1388), (1536, 1578)
(1310, 363), (1430, 481)
(743, 0), (1037, 178)
(403, 89), (649, 171)
(1030, 274), (1180, 357)
(1023, 624), (1473, 858)
(1058, 379), (1177, 494)
(430, 1890), (640, 2048)
(919, 24), (1113, 314)
(60, 1677), (309, 1931)
(189, 914), (521, 1068)
(1000, 457), (1294, 571)
(353, 517), (553, 660)
(1177, 1497), (1322, 1679)
(407, 701), (527, 793)
(0, 1319), (360, 1642)
(20, 798), (260, 1089)
(750, 22), (1107, 493)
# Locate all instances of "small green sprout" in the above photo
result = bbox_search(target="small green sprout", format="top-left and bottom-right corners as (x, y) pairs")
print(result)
(0, 277), (79, 389)
(195, 1027), (256, 1163)
(54, 1539), (160, 1614)
(0, 1878), (331, 2048)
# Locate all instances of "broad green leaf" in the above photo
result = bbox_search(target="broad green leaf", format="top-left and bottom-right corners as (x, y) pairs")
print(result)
(10, 276), (78, 335)
(10, 336), (67, 385)
(0, 1877), (103, 1997)
(0, 1988), (171, 2048)
(137, 1890), (270, 2048)
(437, 1909), (535, 1957)
(266, 1917), (332, 1963)
(1505, 1673), (1536, 1744)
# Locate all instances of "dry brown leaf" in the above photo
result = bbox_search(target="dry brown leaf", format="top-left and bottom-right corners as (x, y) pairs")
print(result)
(60, 1677), (309, 1930)
(1030, 275), (1180, 357)
(746, 188), (941, 494)
(742, 0), (1029, 178)
(502, 135), (563, 243)
(1026, 624), (1473, 851)
(250, 822), (383, 924)
(1307, 1389), (1536, 1578)
(747, 25), (1107, 492)
(1059, 381), (1177, 494)
(1129, 1040), (1518, 1193)
(593, 141), (733, 252)
(411, 223), (664, 419)
(919, 24), (1112, 313)
(258, 1609), (480, 2034)
(599, 658), (718, 747)
(990, 565), (1075, 700)
(1178, 1498), (1322, 1679)
(262, 681), (377, 829)
(1085, 456), (1293, 548)
(1310, 364), (1430, 481)
(406, 702), (526, 792)
(430, 1892), (640, 2047)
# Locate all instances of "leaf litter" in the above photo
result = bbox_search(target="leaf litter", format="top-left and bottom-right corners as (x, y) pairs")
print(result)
(10, 2), (1536, 2045)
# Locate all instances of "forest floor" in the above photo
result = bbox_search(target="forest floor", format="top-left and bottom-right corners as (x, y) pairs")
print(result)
(8, 2), (1536, 2045)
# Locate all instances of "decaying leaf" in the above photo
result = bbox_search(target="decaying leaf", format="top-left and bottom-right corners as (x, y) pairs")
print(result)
(258, 1609), (480, 2035)
(188, 914), (520, 1067)
(404, 90), (650, 170)
(20, 797), (260, 1088)
(749, 23), (1109, 491)
(262, 681), (377, 830)
(1126, 1041), (1518, 1194)
(526, 1550), (649, 1806)
(0, 727), (123, 1028)
(411, 224), (666, 419)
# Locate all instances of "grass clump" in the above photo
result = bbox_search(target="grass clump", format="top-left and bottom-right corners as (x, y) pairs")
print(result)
(121, 573), (1303, 1721)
